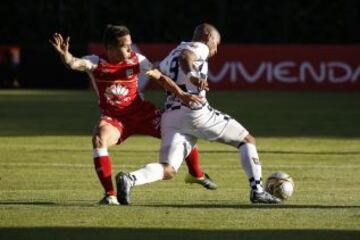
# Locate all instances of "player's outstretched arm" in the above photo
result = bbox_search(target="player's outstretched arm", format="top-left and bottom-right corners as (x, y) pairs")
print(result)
(179, 49), (209, 91)
(49, 33), (94, 72)
(146, 69), (204, 106)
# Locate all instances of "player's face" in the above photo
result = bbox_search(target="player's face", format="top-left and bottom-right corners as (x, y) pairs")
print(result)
(106, 34), (132, 62)
(207, 32), (221, 58)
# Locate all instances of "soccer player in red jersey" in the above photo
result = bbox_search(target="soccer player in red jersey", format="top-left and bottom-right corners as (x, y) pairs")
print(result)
(50, 25), (217, 205)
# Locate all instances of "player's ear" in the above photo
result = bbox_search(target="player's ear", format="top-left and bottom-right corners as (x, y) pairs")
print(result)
(204, 32), (212, 43)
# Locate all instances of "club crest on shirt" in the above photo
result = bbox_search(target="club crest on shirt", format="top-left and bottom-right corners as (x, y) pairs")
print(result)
(126, 68), (134, 78)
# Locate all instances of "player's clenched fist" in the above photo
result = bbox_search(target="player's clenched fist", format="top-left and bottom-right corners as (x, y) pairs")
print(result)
(145, 69), (162, 79)
(189, 75), (209, 91)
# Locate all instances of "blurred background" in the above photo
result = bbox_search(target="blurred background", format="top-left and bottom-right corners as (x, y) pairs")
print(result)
(0, 0), (359, 90)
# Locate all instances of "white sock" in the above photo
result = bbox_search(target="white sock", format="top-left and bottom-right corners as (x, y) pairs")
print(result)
(239, 143), (263, 192)
(93, 148), (108, 158)
(130, 163), (164, 186)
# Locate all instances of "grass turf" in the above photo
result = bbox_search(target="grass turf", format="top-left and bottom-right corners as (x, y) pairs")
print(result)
(0, 90), (359, 240)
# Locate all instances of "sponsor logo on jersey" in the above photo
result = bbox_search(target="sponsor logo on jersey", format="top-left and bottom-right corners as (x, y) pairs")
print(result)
(104, 84), (130, 105)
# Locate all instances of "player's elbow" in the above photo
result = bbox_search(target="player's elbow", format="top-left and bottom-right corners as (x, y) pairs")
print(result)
(178, 53), (189, 72)
(61, 60), (78, 71)
(68, 62), (84, 71)
(178, 50), (194, 73)
(157, 76), (166, 85)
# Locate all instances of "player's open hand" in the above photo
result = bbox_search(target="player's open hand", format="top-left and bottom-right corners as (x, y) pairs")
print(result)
(49, 33), (70, 55)
(178, 92), (204, 107)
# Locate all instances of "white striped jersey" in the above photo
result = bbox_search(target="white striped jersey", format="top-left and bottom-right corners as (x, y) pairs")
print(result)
(159, 41), (209, 109)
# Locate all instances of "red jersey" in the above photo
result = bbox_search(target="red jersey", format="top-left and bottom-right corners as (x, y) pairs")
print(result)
(83, 51), (152, 116)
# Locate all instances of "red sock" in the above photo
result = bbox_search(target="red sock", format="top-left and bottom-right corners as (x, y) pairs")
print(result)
(185, 146), (204, 178)
(94, 156), (115, 196)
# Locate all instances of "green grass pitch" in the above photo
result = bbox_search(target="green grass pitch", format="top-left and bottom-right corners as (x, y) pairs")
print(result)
(0, 90), (359, 240)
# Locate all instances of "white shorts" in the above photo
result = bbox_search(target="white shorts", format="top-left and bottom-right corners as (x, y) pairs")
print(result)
(159, 105), (249, 171)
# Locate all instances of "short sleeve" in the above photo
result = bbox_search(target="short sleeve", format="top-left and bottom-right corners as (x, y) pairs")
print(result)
(80, 55), (99, 71)
(184, 42), (209, 60)
(136, 53), (154, 74)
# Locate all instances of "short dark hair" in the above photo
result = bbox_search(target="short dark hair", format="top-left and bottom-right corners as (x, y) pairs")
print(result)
(193, 23), (220, 42)
(103, 24), (130, 47)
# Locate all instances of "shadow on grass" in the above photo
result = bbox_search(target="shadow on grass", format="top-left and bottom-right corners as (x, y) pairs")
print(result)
(0, 200), (97, 207)
(1, 200), (359, 210)
(0, 201), (56, 206)
(139, 203), (360, 209)
(0, 227), (358, 240)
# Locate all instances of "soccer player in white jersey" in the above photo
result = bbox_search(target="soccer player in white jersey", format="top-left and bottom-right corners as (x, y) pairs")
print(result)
(116, 23), (281, 204)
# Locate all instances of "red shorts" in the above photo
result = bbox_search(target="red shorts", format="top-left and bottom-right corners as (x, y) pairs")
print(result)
(101, 100), (161, 144)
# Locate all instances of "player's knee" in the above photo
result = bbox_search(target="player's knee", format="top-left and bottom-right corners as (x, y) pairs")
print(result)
(162, 164), (177, 180)
(92, 134), (106, 148)
(244, 135), (256, 145)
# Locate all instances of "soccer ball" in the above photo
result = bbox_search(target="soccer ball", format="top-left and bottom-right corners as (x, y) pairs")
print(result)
(265, 172), (294, 200)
